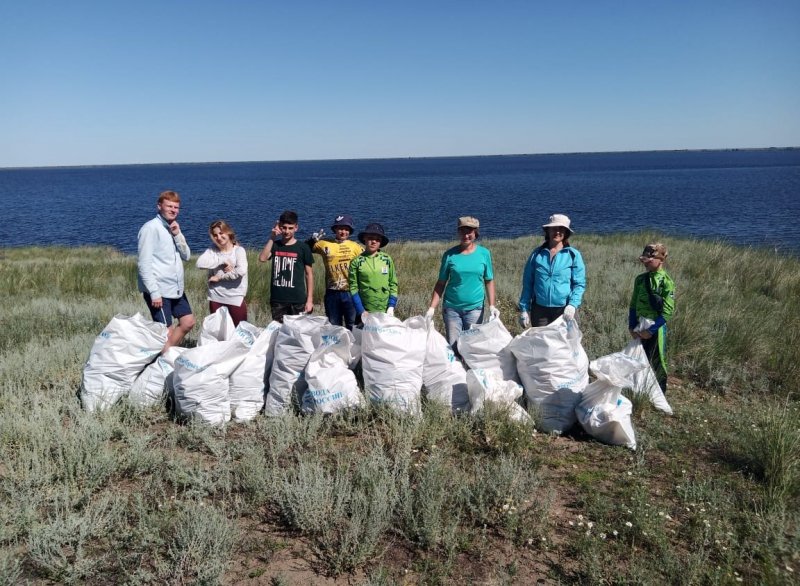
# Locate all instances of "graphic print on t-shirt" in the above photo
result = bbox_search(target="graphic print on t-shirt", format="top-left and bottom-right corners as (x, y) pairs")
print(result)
(273, 250), (298, 288)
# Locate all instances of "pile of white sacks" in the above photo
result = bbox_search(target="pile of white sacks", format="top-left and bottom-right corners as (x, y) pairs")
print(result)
(80, 310), (672, 448)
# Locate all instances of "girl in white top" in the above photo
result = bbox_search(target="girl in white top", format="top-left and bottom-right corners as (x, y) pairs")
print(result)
(195, 220), (249, 325)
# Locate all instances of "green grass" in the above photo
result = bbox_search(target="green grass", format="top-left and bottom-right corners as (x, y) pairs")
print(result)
(0, 235), (798, 584)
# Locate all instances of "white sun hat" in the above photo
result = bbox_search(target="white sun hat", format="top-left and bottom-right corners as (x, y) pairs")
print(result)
(542, 214), (573, 234)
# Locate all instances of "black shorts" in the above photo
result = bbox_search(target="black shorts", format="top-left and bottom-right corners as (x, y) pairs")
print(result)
(143, 292), (192, 327)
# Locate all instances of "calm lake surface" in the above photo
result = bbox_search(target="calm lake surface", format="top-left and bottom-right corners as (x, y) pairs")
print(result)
(1, 149), (799, 255)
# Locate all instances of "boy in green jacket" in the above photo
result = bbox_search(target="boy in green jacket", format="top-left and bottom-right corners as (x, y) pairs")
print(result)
(349, 223), (398, 322)
(629, 242), (676, 393)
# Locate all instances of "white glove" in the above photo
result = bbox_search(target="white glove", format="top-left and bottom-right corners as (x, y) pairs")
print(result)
(311, 228), (326, 242)
(563, 304), (576, 321)
(386, 306), (395, 317)
(489, 305), (500, 321)
(519, 311), (531, 329)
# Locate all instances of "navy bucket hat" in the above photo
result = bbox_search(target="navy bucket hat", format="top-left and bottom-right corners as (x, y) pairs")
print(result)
(358, 222), (389, 248)
(331, 214), (355, 232)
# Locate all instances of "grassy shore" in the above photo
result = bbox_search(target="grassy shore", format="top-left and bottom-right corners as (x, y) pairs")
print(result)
(0, 234), (798, 584)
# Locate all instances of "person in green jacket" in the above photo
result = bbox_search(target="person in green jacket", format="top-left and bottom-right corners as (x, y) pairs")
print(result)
(629, 242), (676, 393)
(349, 222), (398, 323)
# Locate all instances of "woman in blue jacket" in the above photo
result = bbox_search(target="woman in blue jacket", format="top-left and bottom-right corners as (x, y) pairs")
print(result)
(518, 214), (586, 328)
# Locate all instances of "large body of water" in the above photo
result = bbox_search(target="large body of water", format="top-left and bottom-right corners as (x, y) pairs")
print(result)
(1, 149), (799, 255)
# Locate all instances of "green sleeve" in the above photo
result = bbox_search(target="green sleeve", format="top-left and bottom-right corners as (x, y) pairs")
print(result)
(348, 257), (361, 295)
(388, 256), (398, 297)
(658, 273), (676, 321)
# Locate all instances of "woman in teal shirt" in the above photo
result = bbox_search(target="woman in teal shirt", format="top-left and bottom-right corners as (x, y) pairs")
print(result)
(426, 216), (499, 349)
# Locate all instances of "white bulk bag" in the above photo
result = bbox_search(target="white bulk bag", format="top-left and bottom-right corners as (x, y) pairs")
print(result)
(466, 368), (530, 423)
(228, 322), (269, 422)
(361, 313), (427, 415)
(576, 351), (644, 449)
(261, 320), (282, 380)
(457, 318), (518, 381)
(509, 317), (589, 433)
(172, 337), (249, 425)
(265, 315), (329, 416)
(623, 318), (673, 414)
(81, 313), (168, 412)
(129, 346), (186, 408)
(198, 307), (236, 345)
(303, 326), (363, 414)
(423, 326), (470, 413)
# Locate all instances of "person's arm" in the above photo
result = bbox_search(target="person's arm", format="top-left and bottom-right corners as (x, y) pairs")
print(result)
(173, 230), (191, 261)
(646, 273), (675, 335)
(387, 256), (398, 309)
(485, 280), (496, 308)
(349, 258), (366, 315)
(429, 280), (446, 309)
(304, 264), (314, 313)
(428, 252), (450, 310)
(259, 223), (281, 262)
(628, 276), (640, 337)
(137, 223), (161, 302)
(219, 246), (248, 280)
(518, 250), (535, 312)
(195, 248), (221, 270)
(567, 250), (586, 308)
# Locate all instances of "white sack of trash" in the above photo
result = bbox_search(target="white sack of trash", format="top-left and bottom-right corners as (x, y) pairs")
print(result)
(576, 351), (645, 450)
(228, 322), (271, 422)
(622, 317), (673, 415)
(129, 345), (186, 408)
(466, 368), (531, 423)
(172, 335), (250, 425)
(197, 306), (236, 346)
(302, 325), (364, 414)
(457, 318), (518, 382)
(361, 313), (427, 416)
(265, 314), (329, 416)
(81, 313), (167, 412)
(422, 325), (471, 413)
(509, 316), (589, 433)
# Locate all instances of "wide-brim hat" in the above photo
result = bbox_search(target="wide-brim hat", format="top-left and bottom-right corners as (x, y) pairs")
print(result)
(358, 222), (389, 247)
(542, 213), (573, 235)
(331, 213), (355, 231)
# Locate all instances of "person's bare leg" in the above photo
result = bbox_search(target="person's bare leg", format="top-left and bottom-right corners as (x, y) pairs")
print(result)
(164, 313), (195, 350)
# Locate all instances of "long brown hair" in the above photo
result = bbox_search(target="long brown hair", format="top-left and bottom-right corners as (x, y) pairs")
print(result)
(209, 220), (238, 246)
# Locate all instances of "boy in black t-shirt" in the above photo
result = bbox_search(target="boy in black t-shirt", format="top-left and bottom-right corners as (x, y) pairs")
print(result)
(258, 210), (314, 322)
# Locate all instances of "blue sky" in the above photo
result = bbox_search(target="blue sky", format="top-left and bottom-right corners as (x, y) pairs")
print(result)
(1, 1), (798, 167)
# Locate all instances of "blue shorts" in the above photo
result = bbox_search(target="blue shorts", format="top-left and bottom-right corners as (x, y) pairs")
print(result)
(143, 292), (193, 327)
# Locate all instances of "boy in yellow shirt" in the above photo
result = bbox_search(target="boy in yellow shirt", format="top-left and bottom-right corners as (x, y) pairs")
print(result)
(307, 214), (363, 330)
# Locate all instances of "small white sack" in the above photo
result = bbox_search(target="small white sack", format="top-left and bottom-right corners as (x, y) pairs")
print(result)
(198, 307), (236, 345)
(229, 322), (269, 422)
(172, 337), (249, 425)
(81, 313), (168, 412)
(576, 351), (644, 449)
(624, 319), (673, 415)
(466, 368), (530, 423)
(509, 317), (589, 433)
(303, 326), (364, 414)
(457, 318), (518, 381)
(423, 326), (470, 413)
(361, 313), (427, 415)
(265, 315), (329, 416)
(129, 346), (186, 408)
